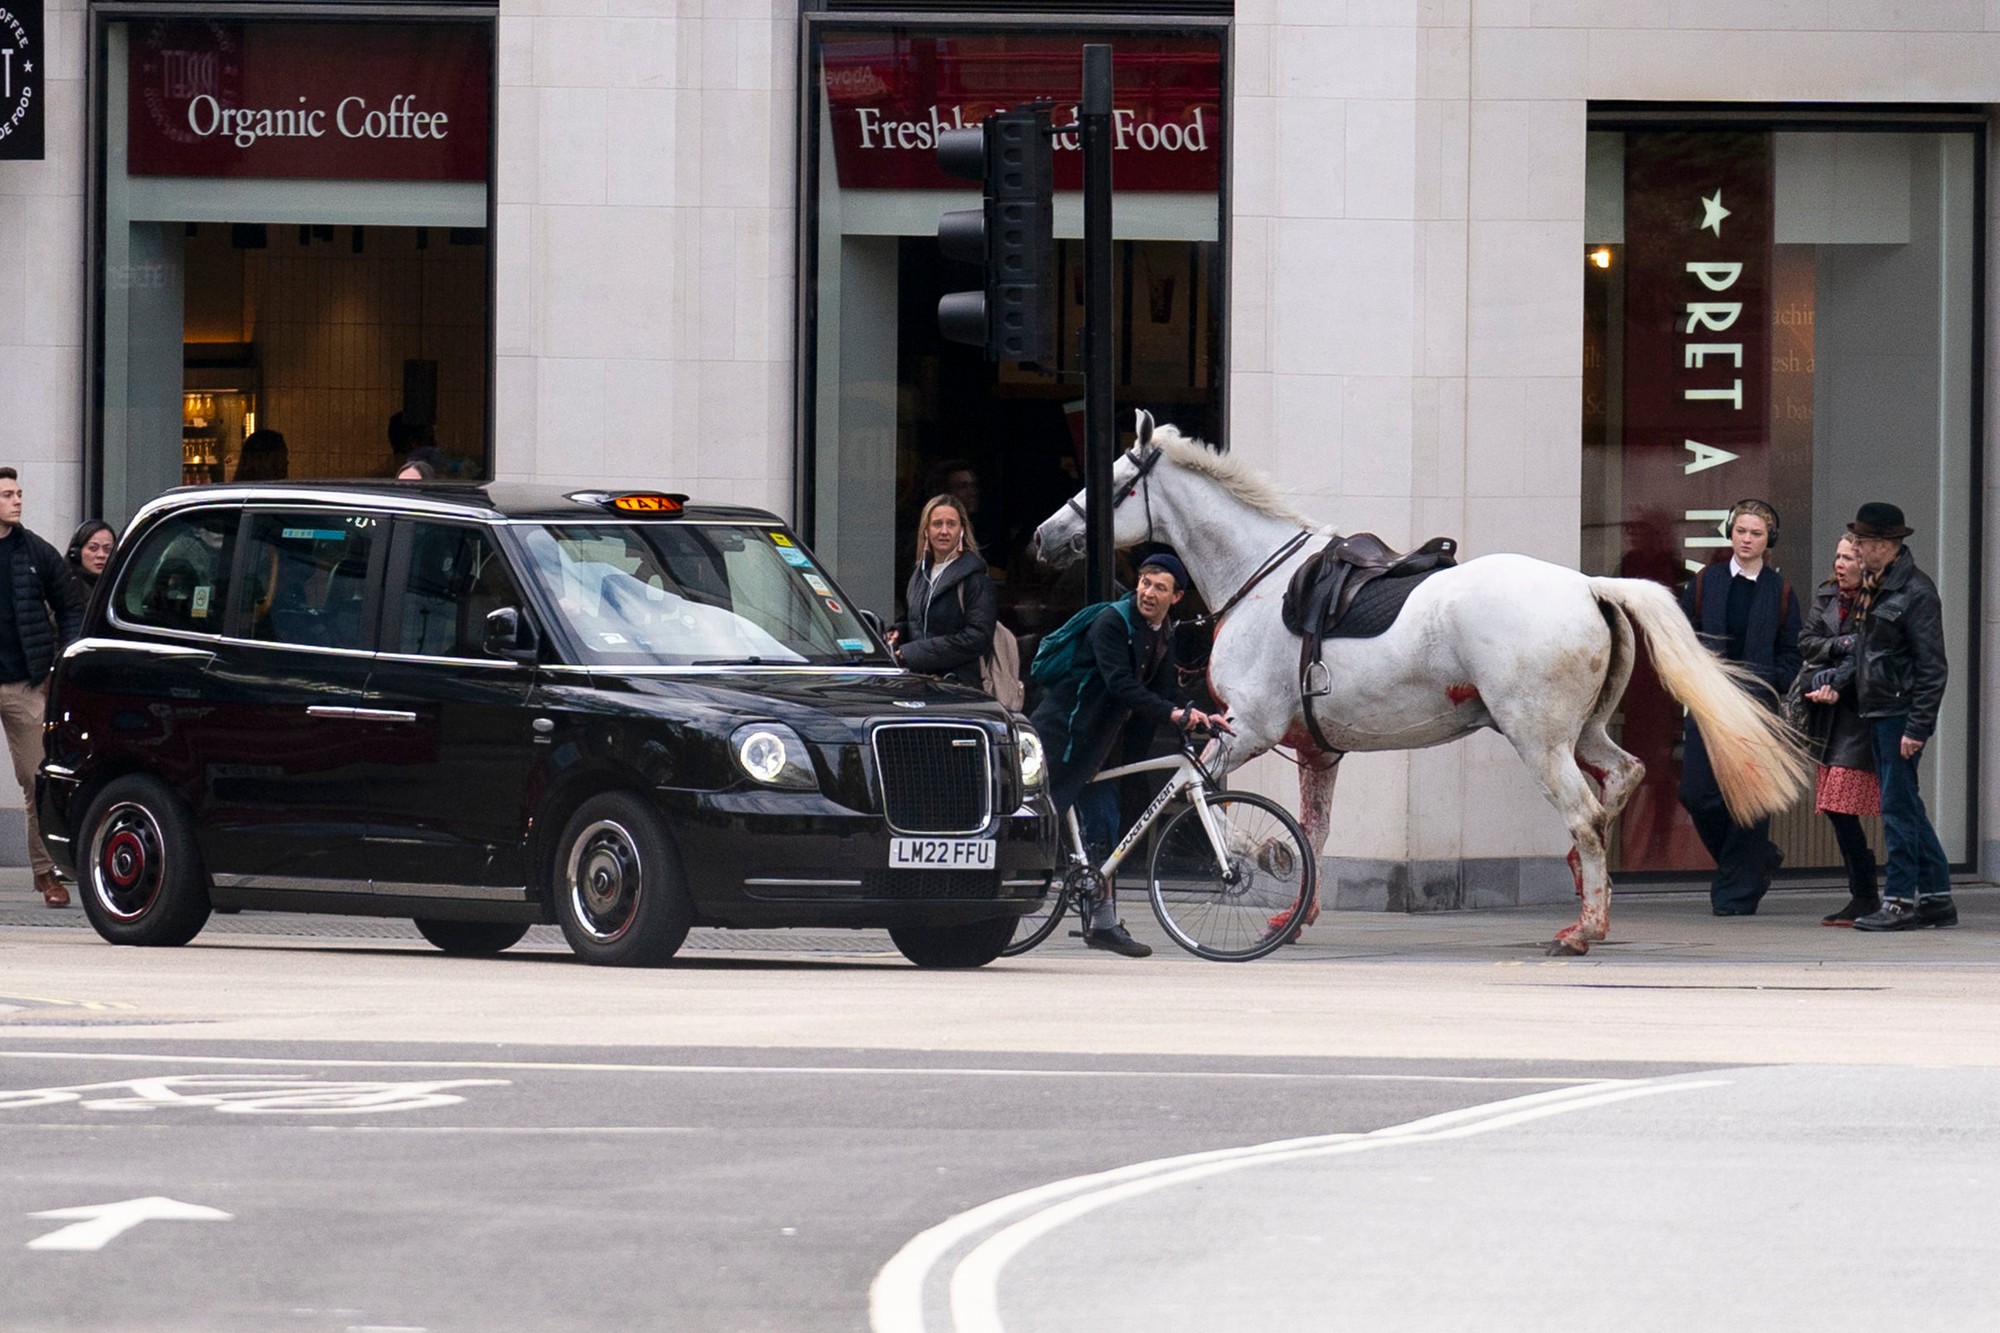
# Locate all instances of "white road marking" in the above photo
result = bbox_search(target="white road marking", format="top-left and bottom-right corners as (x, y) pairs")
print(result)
(0, 1049), (1607, 1085)
(0, 1075), (508, 1115)
(871, 1076), (1730, 1333)
(27, 1196), (232, 1252)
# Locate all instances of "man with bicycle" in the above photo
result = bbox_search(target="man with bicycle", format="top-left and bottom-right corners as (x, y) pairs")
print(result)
(1030, 552), (1230, 958)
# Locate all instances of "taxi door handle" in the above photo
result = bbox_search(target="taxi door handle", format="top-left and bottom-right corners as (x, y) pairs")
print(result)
(306, 705), (419, 723)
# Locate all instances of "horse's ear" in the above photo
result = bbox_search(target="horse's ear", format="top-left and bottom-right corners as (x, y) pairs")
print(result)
(1134, 409), (1154, 449)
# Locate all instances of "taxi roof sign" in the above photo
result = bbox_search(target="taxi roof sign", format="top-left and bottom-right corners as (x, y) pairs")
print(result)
(606, 492), (688, 514)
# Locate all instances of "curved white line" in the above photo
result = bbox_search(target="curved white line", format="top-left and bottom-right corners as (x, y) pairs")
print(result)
(870, 1077), (1728, 1333)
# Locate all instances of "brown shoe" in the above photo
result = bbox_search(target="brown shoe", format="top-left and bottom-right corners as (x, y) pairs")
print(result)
(35, 871), (69, 909)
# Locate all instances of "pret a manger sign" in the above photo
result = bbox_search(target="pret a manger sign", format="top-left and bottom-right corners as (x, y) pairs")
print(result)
(1619, 132), (1774, 574)
(128, 20), (489, 181)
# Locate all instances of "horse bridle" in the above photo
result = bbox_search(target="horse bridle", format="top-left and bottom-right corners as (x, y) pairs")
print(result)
(1064, 444), (1165, 546)
(1066, 444), (1311, 624)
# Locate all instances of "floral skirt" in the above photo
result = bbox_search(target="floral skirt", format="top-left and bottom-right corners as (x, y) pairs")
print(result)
(1816, 764), (1881, 817)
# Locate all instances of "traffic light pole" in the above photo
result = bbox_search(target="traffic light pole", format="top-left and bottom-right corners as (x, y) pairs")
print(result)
(1081, 44), (1115, 605)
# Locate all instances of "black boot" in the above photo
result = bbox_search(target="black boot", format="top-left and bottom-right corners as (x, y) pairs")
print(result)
(1822, 849), (1880, 927)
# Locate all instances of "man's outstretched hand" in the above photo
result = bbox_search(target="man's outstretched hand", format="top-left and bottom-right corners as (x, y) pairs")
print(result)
(1175, 707), (1233, 735)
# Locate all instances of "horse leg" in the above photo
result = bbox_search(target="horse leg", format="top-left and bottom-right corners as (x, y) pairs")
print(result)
(1291, 754), (1338, 927)
(1569, 724), (1643, 900)
(1505, 735), (1612, 956)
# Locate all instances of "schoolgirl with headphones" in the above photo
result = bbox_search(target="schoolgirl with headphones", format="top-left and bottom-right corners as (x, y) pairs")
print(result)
(1678, 499), (1803, 916)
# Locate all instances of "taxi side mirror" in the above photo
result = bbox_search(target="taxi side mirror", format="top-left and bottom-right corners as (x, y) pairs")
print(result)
(482, 606), (540, 662)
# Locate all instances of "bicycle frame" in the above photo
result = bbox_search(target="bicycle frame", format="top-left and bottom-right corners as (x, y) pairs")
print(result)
(1062, 746), (1233, 885)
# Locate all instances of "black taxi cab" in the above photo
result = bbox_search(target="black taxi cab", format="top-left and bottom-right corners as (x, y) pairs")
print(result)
(37, 483), (1056, 967)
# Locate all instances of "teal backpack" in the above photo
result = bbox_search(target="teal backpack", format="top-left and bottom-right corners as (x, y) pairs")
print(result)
(1029, 597), (1136, 691)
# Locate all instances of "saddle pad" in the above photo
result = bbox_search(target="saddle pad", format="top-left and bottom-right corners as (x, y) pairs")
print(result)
(1323, 565), (1448, 640)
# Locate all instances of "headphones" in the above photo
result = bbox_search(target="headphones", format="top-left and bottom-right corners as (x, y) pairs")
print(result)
(1727, 497), (1779, 548)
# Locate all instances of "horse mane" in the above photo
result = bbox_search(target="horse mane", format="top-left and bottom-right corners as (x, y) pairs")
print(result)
(1151, 424), (1315, 526)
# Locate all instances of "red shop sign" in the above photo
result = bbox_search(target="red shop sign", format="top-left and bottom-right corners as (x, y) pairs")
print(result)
(821, 32), (1221, 193)
(128, 20), (490, 182)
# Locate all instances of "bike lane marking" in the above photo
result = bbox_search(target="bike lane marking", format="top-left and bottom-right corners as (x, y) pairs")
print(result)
(870, 1075), (1731, 1333)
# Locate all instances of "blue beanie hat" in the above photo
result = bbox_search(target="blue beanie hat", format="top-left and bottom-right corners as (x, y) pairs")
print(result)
(1138, 551), (1188, 590)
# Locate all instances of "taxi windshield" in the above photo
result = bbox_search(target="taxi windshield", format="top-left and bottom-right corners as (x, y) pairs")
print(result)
(516, 522), (888, 667)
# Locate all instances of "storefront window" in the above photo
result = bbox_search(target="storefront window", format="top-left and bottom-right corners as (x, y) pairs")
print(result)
(800, 21), (1226, 644)
(95, 16), (493, 526)
(1582, 120), (1979, 872)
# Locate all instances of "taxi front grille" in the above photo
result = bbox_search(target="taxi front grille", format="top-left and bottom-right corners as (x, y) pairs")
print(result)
(859, 868), (1004, 899)
(873, 723), (991, 835)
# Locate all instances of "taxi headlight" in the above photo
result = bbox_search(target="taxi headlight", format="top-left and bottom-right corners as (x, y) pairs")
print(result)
(731, 724), (817, 789)
(1016, 725), (1046, 788)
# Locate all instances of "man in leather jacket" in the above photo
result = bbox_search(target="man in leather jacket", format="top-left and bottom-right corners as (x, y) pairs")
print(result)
(1842, 503), (1955, 931)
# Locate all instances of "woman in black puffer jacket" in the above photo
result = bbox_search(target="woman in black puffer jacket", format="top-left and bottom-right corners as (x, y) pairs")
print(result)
(887, 494), (996, 690)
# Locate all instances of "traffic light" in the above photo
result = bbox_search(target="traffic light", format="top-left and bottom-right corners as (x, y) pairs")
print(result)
(936, 106), (1055, 363)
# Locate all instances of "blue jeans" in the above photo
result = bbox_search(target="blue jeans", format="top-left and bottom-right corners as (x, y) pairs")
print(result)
(1049, 752), (1119, 862)
(1870, 717), (1951, 900)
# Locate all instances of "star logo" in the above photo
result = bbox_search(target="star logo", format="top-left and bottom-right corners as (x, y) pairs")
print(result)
(1700, 190), (1730, 237)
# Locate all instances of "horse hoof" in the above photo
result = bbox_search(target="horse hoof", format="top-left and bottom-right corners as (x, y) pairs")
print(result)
(1546, 933), (1590, 957)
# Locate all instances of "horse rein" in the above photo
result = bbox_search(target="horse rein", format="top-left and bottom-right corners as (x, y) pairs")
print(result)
(1187, 527), (1315, 629)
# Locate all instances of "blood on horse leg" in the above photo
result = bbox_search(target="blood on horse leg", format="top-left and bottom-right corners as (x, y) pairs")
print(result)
(1551, 834), (1612, 956)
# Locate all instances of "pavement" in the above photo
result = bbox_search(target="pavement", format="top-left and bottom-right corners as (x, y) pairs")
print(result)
(5, 864), (1995, 966)
(6, 865), (1997, 1068)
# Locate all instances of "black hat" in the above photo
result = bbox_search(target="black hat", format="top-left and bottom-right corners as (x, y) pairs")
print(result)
(1847, 502), (1914, 540)
(1137, 551), (1188, 590)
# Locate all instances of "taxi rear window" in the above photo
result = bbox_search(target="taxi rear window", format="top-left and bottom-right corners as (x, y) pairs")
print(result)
(115, 510), (236, 636)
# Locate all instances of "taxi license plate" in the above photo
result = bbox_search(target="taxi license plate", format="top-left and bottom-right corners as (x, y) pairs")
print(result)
(889, 837), (995, 870)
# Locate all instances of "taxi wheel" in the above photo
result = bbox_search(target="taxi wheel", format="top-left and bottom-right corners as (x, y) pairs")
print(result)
(888, 915), (1016, 968)
(552, 793), (693, 966)
(76, 774), (211, 947)
(413, 918), (531, 956)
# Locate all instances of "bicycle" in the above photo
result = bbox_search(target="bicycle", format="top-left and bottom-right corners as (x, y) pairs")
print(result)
(1004, 726), (1316, 962)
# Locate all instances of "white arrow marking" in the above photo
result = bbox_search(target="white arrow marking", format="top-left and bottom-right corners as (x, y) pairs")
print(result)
(27, 1196), (233, 1251)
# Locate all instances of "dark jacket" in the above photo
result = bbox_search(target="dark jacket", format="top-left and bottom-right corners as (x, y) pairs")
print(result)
(1853, 545), (1947, 741)
(1029, 596), (1181, 769)
(894, 550), (996, 689)
(4, 525), (87, 684)
(1796, 578), (1874, 771)
(1680, 560), (1801, 699)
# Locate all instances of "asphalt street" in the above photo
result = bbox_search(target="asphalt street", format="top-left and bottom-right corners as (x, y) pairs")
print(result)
(4, 872), (1998, 1331)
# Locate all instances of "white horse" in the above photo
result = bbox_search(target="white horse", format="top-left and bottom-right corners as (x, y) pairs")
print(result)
(1031, 414), (1810, 955)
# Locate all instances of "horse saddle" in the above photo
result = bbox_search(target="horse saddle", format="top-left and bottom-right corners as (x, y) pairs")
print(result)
(1282, 532), (1458, 754)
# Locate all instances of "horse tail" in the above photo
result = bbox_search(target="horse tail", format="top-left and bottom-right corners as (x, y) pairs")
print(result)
(1586, 576), (1811, 824)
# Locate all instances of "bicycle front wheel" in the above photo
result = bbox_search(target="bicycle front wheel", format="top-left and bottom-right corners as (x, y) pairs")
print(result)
(1000, 884), (1072, 957)
(1147, 792), (1315, 961)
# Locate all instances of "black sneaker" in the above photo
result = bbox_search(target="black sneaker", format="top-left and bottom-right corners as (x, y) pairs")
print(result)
(1083, 923), (1153, 958)
(1855, 897), (1958, 932)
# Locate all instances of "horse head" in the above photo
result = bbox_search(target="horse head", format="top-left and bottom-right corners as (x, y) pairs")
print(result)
(1031, 409), (1172, 566)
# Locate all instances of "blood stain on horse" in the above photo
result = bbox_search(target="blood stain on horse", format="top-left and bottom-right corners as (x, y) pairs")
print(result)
(1445, 683), (1481, 706)
(1577, 758), (1609, 787)
(1281, 723), (1321, 754)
